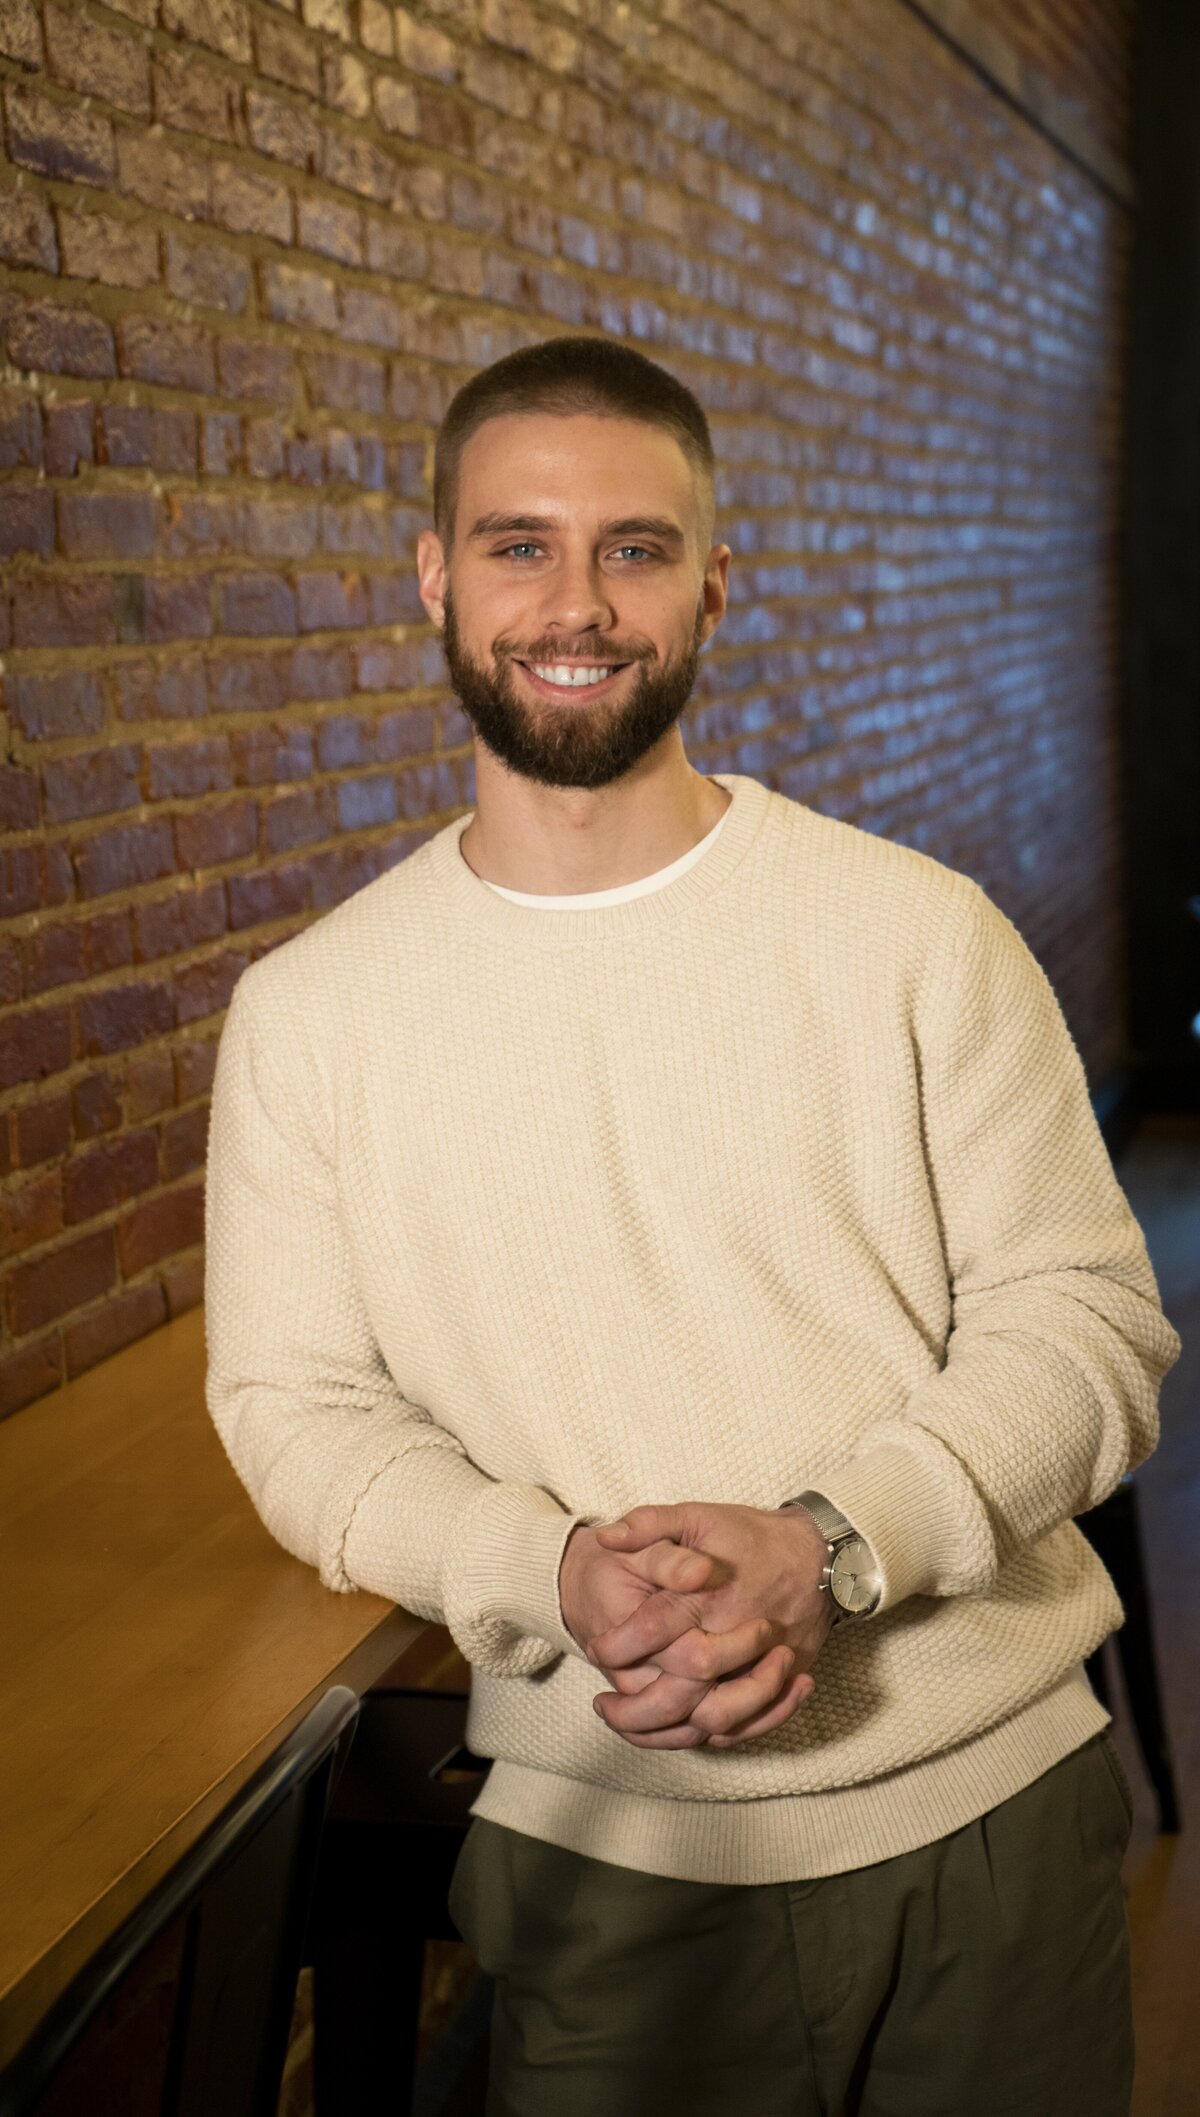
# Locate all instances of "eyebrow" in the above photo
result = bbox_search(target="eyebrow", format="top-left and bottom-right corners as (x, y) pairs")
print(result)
(466, 512), (686, 547)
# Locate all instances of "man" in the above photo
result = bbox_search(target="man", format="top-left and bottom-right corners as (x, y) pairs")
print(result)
(204, 335), (1181, 2114)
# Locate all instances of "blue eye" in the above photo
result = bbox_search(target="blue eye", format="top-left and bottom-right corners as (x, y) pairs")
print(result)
(499, 543), (541, 559)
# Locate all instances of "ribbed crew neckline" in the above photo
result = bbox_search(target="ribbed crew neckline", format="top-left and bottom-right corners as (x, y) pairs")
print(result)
(422, 771), (773, 948)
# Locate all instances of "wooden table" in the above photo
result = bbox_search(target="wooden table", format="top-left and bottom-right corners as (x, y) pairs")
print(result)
(0, 1303), (424, 2070)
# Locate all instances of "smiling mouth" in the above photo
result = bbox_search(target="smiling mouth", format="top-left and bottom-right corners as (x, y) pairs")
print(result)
(515, 660), (633, 693)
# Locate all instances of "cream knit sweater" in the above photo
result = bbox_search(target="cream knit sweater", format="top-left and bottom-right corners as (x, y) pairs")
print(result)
(204, 770), (1180, 1882)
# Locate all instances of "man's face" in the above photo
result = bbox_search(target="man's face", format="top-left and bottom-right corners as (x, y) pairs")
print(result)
(417, 412), (730, 792)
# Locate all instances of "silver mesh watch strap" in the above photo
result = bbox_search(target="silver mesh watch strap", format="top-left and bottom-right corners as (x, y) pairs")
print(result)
(782, 1490), (857, 1545)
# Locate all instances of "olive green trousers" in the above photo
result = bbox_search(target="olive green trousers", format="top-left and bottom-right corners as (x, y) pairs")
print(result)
(448, 1731), (1136, 2117)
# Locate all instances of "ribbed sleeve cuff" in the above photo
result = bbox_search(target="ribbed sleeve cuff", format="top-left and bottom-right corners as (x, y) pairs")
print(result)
(811, 1443), (972, 1613)
(442, 1481), (587, 1678)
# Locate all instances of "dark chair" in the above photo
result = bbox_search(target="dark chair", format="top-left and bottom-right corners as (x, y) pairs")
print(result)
(304, 1685), (492, 2117)
(1079, 1477), (1182, 1832)
(0, 1686), (360, 2117)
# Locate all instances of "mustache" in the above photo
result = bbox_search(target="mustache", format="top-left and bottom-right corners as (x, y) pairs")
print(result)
(493, 637), (656, 667)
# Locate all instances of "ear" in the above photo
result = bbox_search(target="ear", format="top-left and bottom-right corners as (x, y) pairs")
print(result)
(699, 543), (731, 648)
(417, 527), (448, 630)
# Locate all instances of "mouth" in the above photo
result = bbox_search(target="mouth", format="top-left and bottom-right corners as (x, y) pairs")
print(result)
(513, 660), (634, 700)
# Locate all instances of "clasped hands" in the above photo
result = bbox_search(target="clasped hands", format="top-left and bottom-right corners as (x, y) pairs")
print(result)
(558, 1501), (837, 1750)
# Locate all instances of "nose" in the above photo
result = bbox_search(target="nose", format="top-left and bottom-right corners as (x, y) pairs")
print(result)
(536, 549), (616, 639)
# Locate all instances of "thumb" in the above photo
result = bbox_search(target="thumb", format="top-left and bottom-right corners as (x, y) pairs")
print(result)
(595, 1504), (690, 1551)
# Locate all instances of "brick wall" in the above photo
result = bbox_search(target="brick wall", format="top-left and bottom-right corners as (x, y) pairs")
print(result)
(0, 0), (1134, 1416)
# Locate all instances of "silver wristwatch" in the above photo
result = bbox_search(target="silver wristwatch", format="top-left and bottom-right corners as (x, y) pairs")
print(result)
(780, 1490), (882, 1621)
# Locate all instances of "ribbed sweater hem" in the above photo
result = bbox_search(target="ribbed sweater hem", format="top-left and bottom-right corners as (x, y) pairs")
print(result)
(468, 1663), (1109, 1883)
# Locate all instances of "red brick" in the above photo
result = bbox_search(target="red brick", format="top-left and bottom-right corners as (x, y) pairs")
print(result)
(230, 723), (313, 785)
(43, 2), (151, 116)
(0, 1336), (63, 1422)
(57, 491), (157, 564)
(0, 1170), (63, 1260)
(113, 658), (208, 723)
(161, 0), (251, 62)
(0, 769), (56, 842)
(198, 418), (235, 489)
(260, 259), (339, 331)
(148, 409), (198, 476)
(173, 800), (257, 871)
(165, 231), (251, 313)
(63, 1128), (159, 1224)
(0, 1005), (72, 1092)
(161, 1102), (210, 1180)
(13, 1095), (72, 1169)
(152, 46), (239, 142)
(77, 979), (175, 1059)
(116, 131), (212, 221)
(43, 399), (94, 477)
(204, 422), (240, 491)
(173, 947), (248, 1025)
(41, 746), (142, 828)
(56, 207), (159, 290)
(64, 1276), (166, 1378)
(118, 1178), (204, 1276)
(23, 909), (133, 997)
(132, 881), (228, 961)
(6, 296), (115, 380)
(263, 786), (334, 854)
(174, 1035), (219, 1102)
(0, 938), (19, 1008)
(162, 1248), (204, 1317)
(217, 336), (295, 401)
(7, 1225), (116, 1334)
(72, 1070), (122, 1139)
(251, 85), (327, 165)
(0, 0), (42, 68)
(145, 738), (233, 802)
(226, 863), (310, 930)
(297, 195), (363, 265)
(255, 11), (321, 94)
(97, 403), (152, 469)
(218, 572), (298, 636)
(74, 817), (176, 899)
(124, 1049), (173, 1122)
(143, 576), (212, 643)
(204, 647), (292, 714)
(212, 161), (292, 242)
(4, 81), (115, 185)
(12, 577), (116, 649)
(296, 570), (369, 631)
(0, 190), (57, 270)
(302, 348), (387, 416)
(117, 316), (215, 394)
(0, 487), (54, 559)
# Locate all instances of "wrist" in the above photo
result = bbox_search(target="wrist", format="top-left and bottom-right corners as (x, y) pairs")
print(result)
(780, 1491), (882, 1621)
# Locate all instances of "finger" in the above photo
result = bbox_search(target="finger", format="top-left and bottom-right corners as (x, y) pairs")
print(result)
(608, 1722), (712, 1750)
(602, 1661), (665, 1696)
(649, 1616), (775, 1683)
(589, 1590), (710, 1670)
(594, 1506), (689, 1552)
(626, 1539), (720, 1595)
(706, 1667), (816, 1749)
(688, 1646), (798, 1739)
(594, 1672), (711, 1735)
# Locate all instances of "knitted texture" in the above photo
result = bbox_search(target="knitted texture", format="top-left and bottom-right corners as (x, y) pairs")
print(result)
(204, 771), (1181, 1879)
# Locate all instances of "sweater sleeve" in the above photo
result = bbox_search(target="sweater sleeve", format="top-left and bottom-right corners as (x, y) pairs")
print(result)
(814, 879), (1182, 1613)
(203, 970), (583, 1678)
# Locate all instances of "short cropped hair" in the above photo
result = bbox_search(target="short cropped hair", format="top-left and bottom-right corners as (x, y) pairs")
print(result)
(433, 334), (716, 549)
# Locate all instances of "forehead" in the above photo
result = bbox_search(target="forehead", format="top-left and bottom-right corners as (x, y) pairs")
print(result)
(455, 412), (700, 534)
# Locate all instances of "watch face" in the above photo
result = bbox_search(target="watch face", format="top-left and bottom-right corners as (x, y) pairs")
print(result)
(829, 1537), (881, 1614)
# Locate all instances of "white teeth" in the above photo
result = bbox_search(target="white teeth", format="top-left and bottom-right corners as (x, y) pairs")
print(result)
(530, 664), (614, 687)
